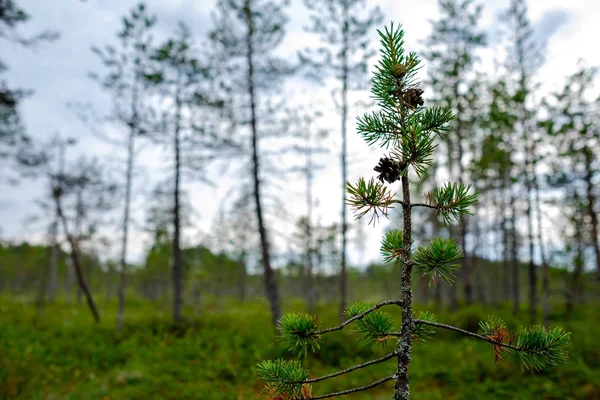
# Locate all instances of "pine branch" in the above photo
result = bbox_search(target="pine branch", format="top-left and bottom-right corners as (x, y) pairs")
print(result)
(314, 300), (402, 335)
(310, 375), (395, 400)
(412, 237), (463, 285)
(414, 319), (522, 350)
(415, 319), (570, 370)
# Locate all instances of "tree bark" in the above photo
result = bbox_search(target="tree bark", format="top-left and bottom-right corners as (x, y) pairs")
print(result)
(245, 1), (281, 327)
(393, 175), (413, 400)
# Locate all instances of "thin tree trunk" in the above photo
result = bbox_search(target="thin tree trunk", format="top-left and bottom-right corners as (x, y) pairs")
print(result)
(510, 189), (520, 316)
(471, 212), (485, 304)
(446, 130), (458, 310)
(172, 73), (184, 322)
(54, 193), (100, 322)
(48, 221), (58, 303)
(394, 174), (413, 400)
(502, 179), (510, 303)
(245, 1), (281, 327)
(117, 74), (139, 333)
(532, 143), (550, 327)
(238, 251), (247, 302)
(567, 207), (584, 318)
(305, 143), (316, 312)
(524, 134), (537, 323)
(339, 6), (349, 321)
(583, 147), (600, 281)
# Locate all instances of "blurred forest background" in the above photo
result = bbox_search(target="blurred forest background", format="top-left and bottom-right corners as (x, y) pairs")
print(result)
(1, 0), (600, 399)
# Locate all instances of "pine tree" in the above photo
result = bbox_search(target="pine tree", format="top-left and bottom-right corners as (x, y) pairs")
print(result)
(88, 2), (156, 332)
(423, 0), (486, 308)
(300, 0), (383, 321)
(143, 21), (224, 322)
(210, 0), (293, 326)
(257, 22), (570, 400)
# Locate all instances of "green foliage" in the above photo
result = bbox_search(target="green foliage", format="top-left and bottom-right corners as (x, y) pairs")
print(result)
(428, 182), (478, 225)
(479, 316), (507, 337)
(0, 301), (594, 399)
(278, 313), (321, 358)
(356, 23), (454, 179)
(413, 237), (463, 285)
(344, 302), (395, 347)
(255, 359), (309, 400)
(380, 229), (405, 263)
(413, 311), (436, 343)
(515, 326), (571, 371)
(343, 301), (371, 318)
(346, 177), (395, 224)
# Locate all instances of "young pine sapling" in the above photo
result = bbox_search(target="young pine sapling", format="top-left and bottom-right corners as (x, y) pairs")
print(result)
(257, 23), (570, 400)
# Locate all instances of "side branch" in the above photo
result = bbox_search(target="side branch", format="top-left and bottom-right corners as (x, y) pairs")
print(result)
(306, 351), (398, 383)
(414, 319), (521, 351)
(315, 300), (402, 335)
(391, 200), (437, 210)
(310, 375), (395, 400)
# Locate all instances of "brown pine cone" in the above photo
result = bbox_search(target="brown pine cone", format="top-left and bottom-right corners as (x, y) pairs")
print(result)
(374, 157), (401, 184)
(403, 88), (424, 108)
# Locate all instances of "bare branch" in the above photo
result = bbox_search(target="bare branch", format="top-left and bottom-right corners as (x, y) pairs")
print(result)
(310, 375), (395, 400)
(307, 351), (398, 383)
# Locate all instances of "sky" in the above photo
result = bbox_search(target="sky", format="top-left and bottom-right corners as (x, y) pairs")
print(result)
(1, 0), (599, 269)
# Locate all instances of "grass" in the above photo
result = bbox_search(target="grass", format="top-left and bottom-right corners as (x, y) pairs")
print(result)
(1, 297), (599, 399)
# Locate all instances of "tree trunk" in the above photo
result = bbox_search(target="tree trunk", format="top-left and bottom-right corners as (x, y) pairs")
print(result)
(394, 175), (413, 400)
(524, 134), (537, 323)
(567, 207), (584, 318)
(117, 74), (139, 333)
(502, 180), (510, 303)
(339, 7), (349, 321)
(238, 251), (247, 302)
(172, 73), (184, 322)
(48, 221), (58, 303)
(245, 2), (281, 327)
(583, 147), (600, 281)
(305, 146), (316, 312)
(55, 194), (100, 322)
(510, 189), (520, 316)
(532, 144), (550, 327)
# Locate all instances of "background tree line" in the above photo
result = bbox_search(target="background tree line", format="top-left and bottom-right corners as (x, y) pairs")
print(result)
(1, 0), (599, 333)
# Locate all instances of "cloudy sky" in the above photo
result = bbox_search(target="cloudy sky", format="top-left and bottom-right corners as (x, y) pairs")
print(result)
(1, 0), (599, 268)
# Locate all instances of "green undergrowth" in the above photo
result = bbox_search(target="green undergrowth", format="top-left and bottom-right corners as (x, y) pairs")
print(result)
(0, 298), (598, 399)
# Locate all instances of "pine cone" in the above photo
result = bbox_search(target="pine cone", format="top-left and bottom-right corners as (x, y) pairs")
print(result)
(374, 157), (401, 184)
(403, 88), (424, 108)
(391, 63), (407, 78)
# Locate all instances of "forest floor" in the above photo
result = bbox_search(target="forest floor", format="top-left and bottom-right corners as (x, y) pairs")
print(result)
(1, 297), (599, 399)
